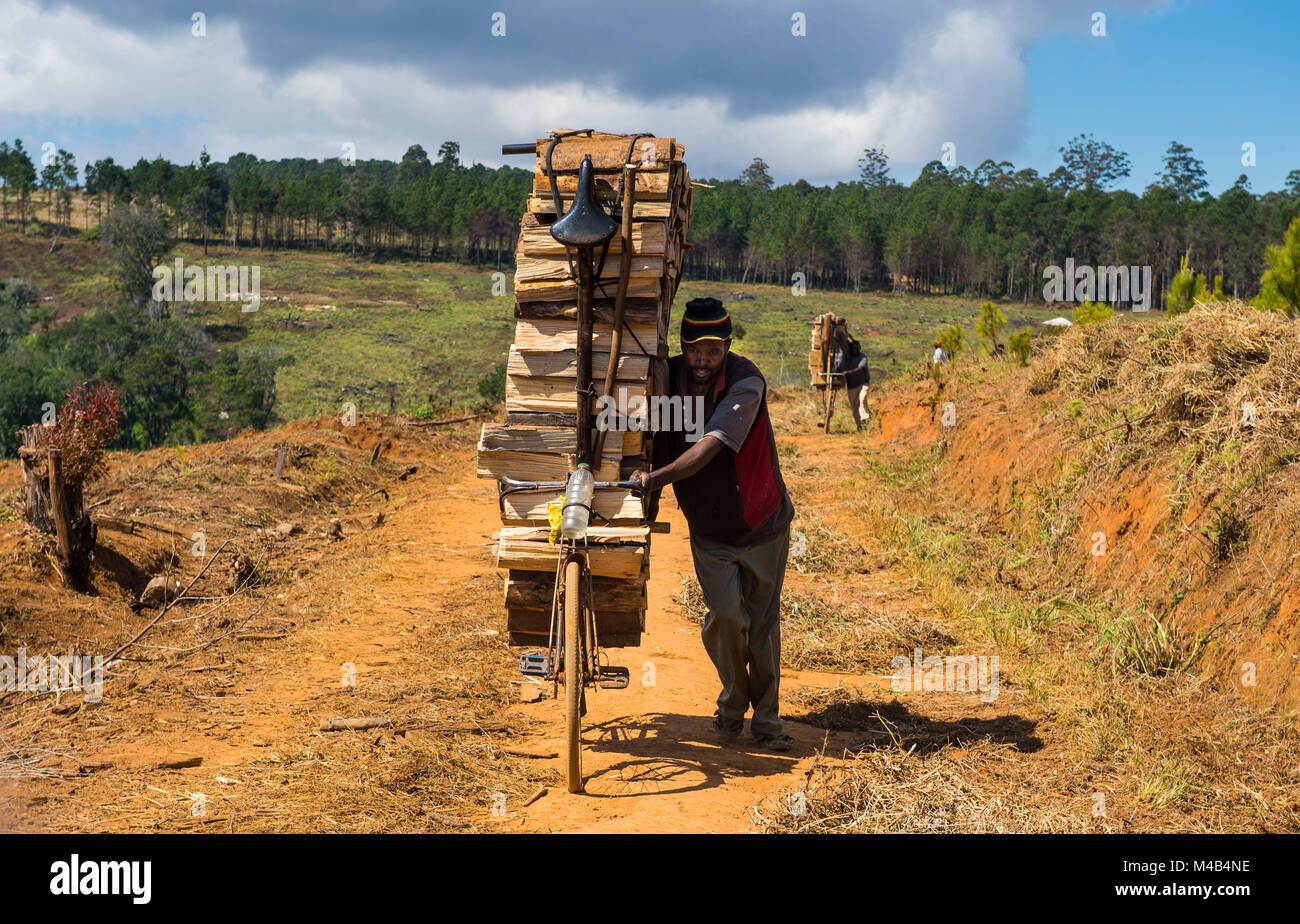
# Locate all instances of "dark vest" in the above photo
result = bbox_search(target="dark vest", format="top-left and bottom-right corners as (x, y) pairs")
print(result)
(654, 352), (794, 546)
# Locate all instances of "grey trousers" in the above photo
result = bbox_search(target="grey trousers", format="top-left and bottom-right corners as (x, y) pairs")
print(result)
(689, 523), (791, 738)
(847, 383), (870, 430)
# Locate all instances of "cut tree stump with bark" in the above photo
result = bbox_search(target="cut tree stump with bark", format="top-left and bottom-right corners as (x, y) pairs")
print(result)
(17, 424), (96, 592)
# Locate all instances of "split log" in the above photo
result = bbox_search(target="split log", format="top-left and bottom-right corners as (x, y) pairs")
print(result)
(515, 296), (660, 326)
(507, 347), (651, 382)
(495, 536), (645, 579)
(518, 222), (666, 258)
(476, 449), (620, 482)
(527, 197), (673, 219)
(512, 319), (662, 354)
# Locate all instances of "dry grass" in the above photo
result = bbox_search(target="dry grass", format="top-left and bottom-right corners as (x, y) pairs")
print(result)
(1032, 300), (1300, 513)
(674, 576), (953, 673)
(761, 673), (1300, 833)
(754, 739), (1090, 833)
(753, 391), (1300, 834)
(789, 510), (866, 574)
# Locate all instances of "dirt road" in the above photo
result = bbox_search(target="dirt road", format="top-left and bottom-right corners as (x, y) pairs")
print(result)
(378, 435), (911, 833)
(1, 409), (923, 832)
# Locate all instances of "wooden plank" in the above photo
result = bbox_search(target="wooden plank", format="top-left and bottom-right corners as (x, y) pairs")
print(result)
(516, 275), (661, 303)
(497, 525), (649, 542)
(496, 537), (644, 579)
(506, 571), (643, 611)
(476, 449), (619, 482)
(507, 608), (644, 633)
(480, 424), (573, 453)
(531, 171), (670, 201)
(479, 424), (631, 457)
(528, 197), (672, 219)
(512, 319), (660, 353)
(508, 347), (650, 382)
(505, 375), (648, 413)
(535, 137), (678, 172)
(515, 297), (660, 326)
(502, 487), (642, 524)
(515, 251), (664, 286)
(519, 222), (666, 258)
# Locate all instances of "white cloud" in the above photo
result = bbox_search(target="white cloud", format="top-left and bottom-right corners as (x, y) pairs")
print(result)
(0, 0), (1106, 182)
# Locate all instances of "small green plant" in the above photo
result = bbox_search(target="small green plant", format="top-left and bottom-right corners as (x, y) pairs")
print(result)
(477, 361), (506, 405)
(1008, 328), (1032, 366)
(936, 324), (965, 359)
(1164, 249), (1208, 315)
(408, 403), (443, 421)
(1073, 300), (1114, 326)
(1095, 607), (1217, 677)
(1253, 214), (1300, 318)
(1136, 758), (1192, 808)
(1201, 505), (1249, 561)
(975, 301), (1005, 354)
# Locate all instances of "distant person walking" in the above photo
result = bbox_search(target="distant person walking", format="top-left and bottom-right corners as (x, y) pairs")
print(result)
(844, 336), (871, 431)
(932, 339), (949, 367)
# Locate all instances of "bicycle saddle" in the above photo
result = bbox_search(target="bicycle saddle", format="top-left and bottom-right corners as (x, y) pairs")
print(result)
(550, 154), (618, 248)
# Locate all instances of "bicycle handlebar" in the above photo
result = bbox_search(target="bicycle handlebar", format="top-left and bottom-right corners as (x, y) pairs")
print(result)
(497, 474), (645, 493)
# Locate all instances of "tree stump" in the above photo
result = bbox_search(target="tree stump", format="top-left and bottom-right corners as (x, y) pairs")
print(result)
(18, 424), (96, 592)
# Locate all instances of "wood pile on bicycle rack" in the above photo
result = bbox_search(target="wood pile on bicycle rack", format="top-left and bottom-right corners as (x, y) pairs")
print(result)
(808, 313), (849, 388)
(477, 130), (693, 647)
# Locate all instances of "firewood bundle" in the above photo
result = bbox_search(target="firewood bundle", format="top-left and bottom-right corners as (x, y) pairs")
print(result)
(809, 313), (850, 388)
(477, 130), (693, 647)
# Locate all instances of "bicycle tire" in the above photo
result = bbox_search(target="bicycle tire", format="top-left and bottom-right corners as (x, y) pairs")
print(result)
(564, 557), (583, 793)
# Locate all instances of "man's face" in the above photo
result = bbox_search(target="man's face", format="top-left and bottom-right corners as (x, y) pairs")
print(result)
(682, 338), (730, 386)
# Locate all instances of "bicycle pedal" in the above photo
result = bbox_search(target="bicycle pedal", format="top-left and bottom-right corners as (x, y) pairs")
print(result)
(518, 652), (551, 677)
(597, 666), (630, 689)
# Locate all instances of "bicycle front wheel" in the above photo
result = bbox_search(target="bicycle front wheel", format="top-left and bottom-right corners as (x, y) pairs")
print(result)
(564, 557), (583, 793)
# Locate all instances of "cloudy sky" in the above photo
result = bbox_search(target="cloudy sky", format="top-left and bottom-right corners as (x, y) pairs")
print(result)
(1, 0), (1295, 193)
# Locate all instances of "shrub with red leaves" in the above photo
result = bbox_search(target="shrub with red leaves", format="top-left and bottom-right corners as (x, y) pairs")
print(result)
(37, 381), (124, 490)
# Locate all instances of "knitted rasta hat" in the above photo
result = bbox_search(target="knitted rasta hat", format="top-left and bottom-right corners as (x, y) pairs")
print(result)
(680, 297), (732, 343)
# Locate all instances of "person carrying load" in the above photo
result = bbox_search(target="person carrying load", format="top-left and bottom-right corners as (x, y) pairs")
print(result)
(630, 297), (797, 751)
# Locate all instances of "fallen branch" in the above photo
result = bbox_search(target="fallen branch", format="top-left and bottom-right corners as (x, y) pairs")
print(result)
(320, 716), (393, 732)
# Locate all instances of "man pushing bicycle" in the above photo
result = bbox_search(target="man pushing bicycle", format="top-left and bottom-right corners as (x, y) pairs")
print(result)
(631, 297), (796, 752)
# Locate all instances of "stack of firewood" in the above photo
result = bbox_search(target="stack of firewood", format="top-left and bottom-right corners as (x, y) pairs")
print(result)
(809, 313), (849, 387)
(476, 130), (693, 647)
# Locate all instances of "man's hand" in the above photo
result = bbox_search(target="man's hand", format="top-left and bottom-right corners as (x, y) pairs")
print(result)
(633, 435), (724, 494)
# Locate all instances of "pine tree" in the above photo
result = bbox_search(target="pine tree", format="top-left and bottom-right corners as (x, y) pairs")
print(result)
(857, 146), (891, 188)
(1254, 216), (1300, 318)
(740, 157), (773, 190)
(1057, 133), (1131, 191)
(1165, 249), (1208, 314)
(1157, 142), (1209, 202)
(975, 300), (1005, 353)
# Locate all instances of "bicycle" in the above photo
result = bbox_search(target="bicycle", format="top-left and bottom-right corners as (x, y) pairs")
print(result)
(496, 475), (648, 793)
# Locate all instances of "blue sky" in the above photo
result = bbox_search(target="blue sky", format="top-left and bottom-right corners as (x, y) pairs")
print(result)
(0, 0), (1295, 194)
(1018, 1), (1297, 195)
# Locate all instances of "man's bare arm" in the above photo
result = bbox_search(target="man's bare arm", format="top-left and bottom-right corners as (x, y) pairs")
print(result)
(632, 435), (724, 492)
